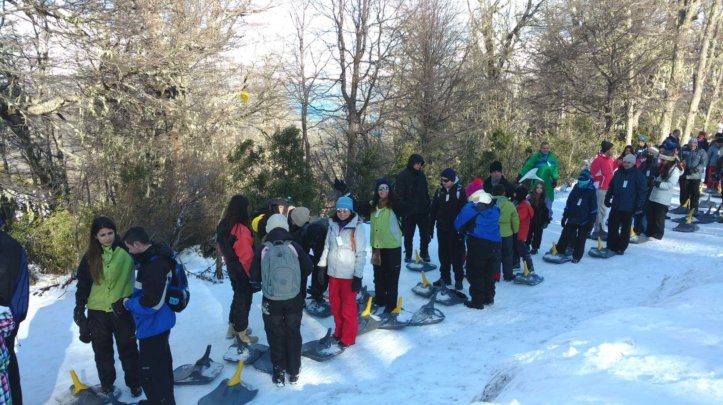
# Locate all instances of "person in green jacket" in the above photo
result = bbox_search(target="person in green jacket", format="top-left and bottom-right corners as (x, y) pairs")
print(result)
(74, 217), (142, 398)
(492, 185), (519, 281)
(518, 141), (559, 205)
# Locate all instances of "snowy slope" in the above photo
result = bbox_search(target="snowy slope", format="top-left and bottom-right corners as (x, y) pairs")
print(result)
(16, 188), (723, 404)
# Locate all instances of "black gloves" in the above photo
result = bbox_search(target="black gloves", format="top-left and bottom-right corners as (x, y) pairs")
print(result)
(74, 306), (92, 344)
(334, 178), (349, 195)
(561, 216), (568, 227)
(351, 277), (362, 293)
(317, 266), (327, 286)
(516, 174), (522, 183)
(551, 179), (558, 188)
(604, 197), (612, 208)
(111, 298), (128, 318)
(250, 281), (261, 292)
(654, 179), (661, 188)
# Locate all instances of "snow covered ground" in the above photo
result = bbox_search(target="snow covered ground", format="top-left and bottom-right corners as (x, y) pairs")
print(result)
(16, 188), (723, 404)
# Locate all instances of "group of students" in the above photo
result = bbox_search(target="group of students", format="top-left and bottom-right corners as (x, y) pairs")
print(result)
(73, 218), (178, 405)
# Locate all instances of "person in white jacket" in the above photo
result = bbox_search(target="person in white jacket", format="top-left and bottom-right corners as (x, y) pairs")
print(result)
(317, 196), (367, 349)
(645, 152), (683, 240)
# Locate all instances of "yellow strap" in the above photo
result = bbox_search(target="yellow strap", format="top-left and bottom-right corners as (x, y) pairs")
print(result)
(70, 370), (89, 396)
(227, 361), (245, 387)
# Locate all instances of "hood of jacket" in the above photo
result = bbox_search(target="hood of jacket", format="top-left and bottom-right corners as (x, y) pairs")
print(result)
(406, 153), (425, 170)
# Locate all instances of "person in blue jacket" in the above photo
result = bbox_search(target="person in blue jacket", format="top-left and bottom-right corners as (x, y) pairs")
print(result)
(454, 190), (501, 310)
(604, 154), (647, 255)
(120, 227), (176, 405)
(556, 169), (598, 263)
(0, 214), (29, 405)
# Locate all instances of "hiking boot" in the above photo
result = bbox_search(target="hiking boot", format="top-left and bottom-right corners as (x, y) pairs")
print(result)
(237, 329), (258, 344)
(464, 301), (484, 310)
(130, 386), (143, 398)
(338, 341), (350, 350)
(272, 367), (285, 387)
(530, 248), (538, 255)
(432, 278), (450, 287)
(571, 258), (580, 263)
(99, 386), (115, 396)
(420, 252), (431, 262)
(226, 323), (235, 339)
(503, 275), (516, 282)
(454, 280), (463, 290)
(404, 256), (412, 263)
(288, 374), (299, 385)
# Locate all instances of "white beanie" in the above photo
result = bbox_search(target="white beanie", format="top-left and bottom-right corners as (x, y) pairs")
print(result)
(469, 190), (492, 204)
(266, 213), (289, 233)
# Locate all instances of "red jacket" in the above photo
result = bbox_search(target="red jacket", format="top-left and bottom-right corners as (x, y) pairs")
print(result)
(516, 200), (534, 241)
(590, 153), (615, 190)
(231, 223), (255, 276)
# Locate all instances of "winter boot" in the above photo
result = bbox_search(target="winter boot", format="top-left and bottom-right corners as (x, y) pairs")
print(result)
(530, 248), (538, 255)
(420, 252), (431, 263)
(432, 278), (450, 287)
(288, 374), (299, 385)
(226, 323), (235, 339)
(454, 280), (463, 290)
(237, 329), (258, 344)
(404, 255), (412, 263)
(130, 387), (143, 398)
(272, 367), (285, 387)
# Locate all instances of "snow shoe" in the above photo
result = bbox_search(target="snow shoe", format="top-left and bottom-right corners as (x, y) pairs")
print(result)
(301, 328), (345, 361)
(377, 297), (408, 330)
(356, 286), (374, 315)
(670, 205), (688, 215)
(173, 345), (224, 385)
(223, 337), (265, 365)
(407, 292), (445, 326)
(250, 346), (273, 375)
(411, 271), (437, 298)
(198, 361), (258, 405)
(542, 252), (571, 264)
(673, 222), (700, 232)
(513, 272), (544, 286)
(588, 247), (617, 259)
(588, 229), (608, 241)
(433, 285), (467, 306)
(357, 297), (381, 336)
(305, 297), (332, 318)
(406, 249), (437, 272)
(59, 371), (120, 405)
(629, 234), (649, 244)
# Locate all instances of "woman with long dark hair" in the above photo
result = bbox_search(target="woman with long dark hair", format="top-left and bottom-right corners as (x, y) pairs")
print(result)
(74, 216), (141, 397)
(217, 195), (258, 344)
(526, 181), (551, 255)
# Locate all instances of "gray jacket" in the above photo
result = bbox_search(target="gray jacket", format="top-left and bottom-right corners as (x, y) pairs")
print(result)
(649, 165), (683, 207)
(318, 214), (367, 279)
(683, 148), (707, 180)
(707, 143), (721, 169)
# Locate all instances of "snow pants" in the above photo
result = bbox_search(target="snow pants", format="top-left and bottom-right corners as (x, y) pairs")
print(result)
(328, 277), (358, 346)
(680, 179), (701, 211)
(705, 165), (718, 189)
(373, 247), (402, 313)
(526, 217), (545, 250)
(595, 189), (609, 233)
(465, 237), (500, 306)
(308, 264), (329, 301)
(229, 275), (253, 332)
(262, 301), (302, 375)
(88, 309), (141, 390)
(402, 213), (430, 259)
(513, 239), (534, 272)
(500, 236), (514, 280)
(556, 223), (591, 261)
(437, 228), (465, 284)
(139, 331), (175, 405)
(607, 210), (633, 253)
(645, 201), (668, 240)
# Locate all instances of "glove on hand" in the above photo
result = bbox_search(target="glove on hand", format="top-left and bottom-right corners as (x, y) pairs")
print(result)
(351, 277), (362, 293)
(249, 281), (262, 292)
(551, 179), (558, 188)
(111, 298), (128, 318)
(561, 217), (568, 227)
(74, 306), (92, 344)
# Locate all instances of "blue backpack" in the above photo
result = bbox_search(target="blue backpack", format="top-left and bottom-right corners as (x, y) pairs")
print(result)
(151, 253), (190, 313)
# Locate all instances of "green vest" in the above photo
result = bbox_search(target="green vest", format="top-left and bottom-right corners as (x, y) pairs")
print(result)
(87, 246), (135, 312)
(370, 207), (402, 249)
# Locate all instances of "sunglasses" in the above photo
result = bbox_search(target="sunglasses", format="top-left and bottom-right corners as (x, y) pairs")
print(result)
(441, 178), (452, 183)
(337, 208), (351, 213)
(377, 186), (390, 191)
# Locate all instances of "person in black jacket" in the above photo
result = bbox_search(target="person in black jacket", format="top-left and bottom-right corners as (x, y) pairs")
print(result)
(556, 169), (598, 263)
(74, 217), (141, 397)
(121, 227), (177, 405)
(249, 214), (312, 387)
(430, 168), (467, 289)
(634, 148), (659, 235)
(483, 161), (513, 197)
(604, 154), (647, 255)
(0, 214), (29, 405)
(288, 208), (328, 303)
(395, 154), (431, 262)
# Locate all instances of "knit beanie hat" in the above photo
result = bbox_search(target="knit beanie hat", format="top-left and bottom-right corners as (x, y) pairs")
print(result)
(465, 178), (484, 197)
(688, 138), (698, 145)
(601, 140), (614, 153)
(265, 213), (289, 233)
(336, 196), (354, 211)
(622, 154), (636, 165)
(440, 168), (457, 181)
(375, 177), (391, 189)
(514, 185), (528, 203)
(289, 207), (310, 227)
(489, 161), (503, 173)
(578, 169), (592, 181)
(637, 134), (647, 142)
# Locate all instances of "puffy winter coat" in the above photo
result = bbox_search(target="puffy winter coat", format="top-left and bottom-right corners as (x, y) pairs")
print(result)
(516, 200), (534, 241)
(217, 221), (255, 280)
(430, 183), (467, 231)
(590, 153), (615, 190)
(126, 242), (176, 339)
(649, 164), (683, 207)
(682, 147), (708, 180)
(707, 142), (721, 168)
(604, 166), (647, 213)
(493, 196), (519, 237)
(562, 182), (598, 226)
(318, 214), (367, 279)
(454, 202), (502, 243)
(395, 154), (430, 216)
(75, 240), (135, 313)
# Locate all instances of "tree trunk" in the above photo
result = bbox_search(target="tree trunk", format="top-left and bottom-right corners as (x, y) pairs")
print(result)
(704, 67), (723, 130)
(682, 0), (722, 144)
(659, 0), (701, 143)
